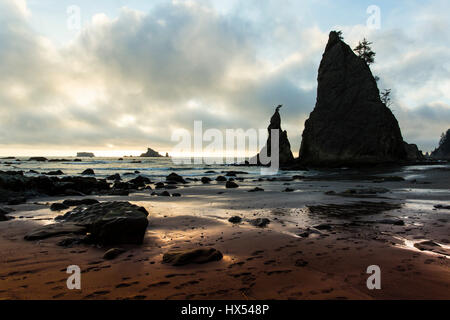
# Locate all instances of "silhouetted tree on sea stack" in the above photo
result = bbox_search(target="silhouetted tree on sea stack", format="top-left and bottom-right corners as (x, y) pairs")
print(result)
(354, 38), (376, 65)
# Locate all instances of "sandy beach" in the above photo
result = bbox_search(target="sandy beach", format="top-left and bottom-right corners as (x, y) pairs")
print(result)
(1, 164), (449, 300)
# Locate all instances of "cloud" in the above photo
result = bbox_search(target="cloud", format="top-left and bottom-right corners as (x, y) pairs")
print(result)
(0, 0), (449, 156)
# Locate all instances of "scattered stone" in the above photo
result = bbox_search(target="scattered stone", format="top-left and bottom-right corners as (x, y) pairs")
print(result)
(162, 248), (223, 266)
(166, 173), (186, 184)
(283, 188), (294, 192)
(172, 193), (181, 197)
(155, 182), (165, 189)
(129, 175), (151, 187)
(216, 176), (227, 182)
(201, 177), (212, 184)
(228, 216), (242, 224)
(249, 218), (270, 228)
(103, 248), (126, 260)
(248, 187), (264, 192)
(226, 181), (239, 189)
(81, 169), (95, 175)
(434, 204), (450, 210)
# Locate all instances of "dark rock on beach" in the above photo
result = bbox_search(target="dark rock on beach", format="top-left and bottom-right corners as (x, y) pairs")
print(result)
(25, 201), (149, 245)
(162, 248), (223, 266)
(166, 173), (186, 184)
(228, 216), (242, 224)
(81, 169), (95, 175)
(249, 218), (270, 228)
(225, 181), (239, 189)
(216, 176), (227, 182)
(201, 177), (212, 184)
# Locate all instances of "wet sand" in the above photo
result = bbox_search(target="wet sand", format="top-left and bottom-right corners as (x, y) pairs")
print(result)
(0, 165), (449, 300)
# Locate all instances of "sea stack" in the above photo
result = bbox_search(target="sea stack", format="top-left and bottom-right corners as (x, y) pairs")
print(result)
(255, 105), (294, 166)
(299, 31), (418, 166)
(140, 148), (163, 157)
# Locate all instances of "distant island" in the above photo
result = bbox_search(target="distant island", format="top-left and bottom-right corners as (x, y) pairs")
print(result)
(140, 148), (167, 157)
(76, 152), (95, 157)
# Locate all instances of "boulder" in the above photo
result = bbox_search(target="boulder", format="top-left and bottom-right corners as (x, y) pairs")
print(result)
(216, 176), (227, 182)
(162, 248), (223, 266)
(298, 31), (416, 166)
(225, 181), (239, 189)
(81, 169), (95, 175)
(228, 216), (242, 224)
(166, 173), (186, 184)
(249, 218), (270, 227)
(201, 177), (212, 184)
(129, 175), (151, 187)
(45, 202), (148, 245)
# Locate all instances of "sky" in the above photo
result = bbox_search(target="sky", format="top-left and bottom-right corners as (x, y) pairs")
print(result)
(0, 0), (449, 157)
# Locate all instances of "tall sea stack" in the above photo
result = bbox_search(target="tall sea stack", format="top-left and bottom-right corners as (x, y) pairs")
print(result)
(299, 31), (413, 166)
(255, 105), (294, 166)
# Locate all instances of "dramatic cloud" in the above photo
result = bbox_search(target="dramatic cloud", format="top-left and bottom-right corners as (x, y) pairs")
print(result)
(0, 0), (449, 156)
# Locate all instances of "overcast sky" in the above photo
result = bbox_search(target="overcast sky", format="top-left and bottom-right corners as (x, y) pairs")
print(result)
(0, 0), (449, 156)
